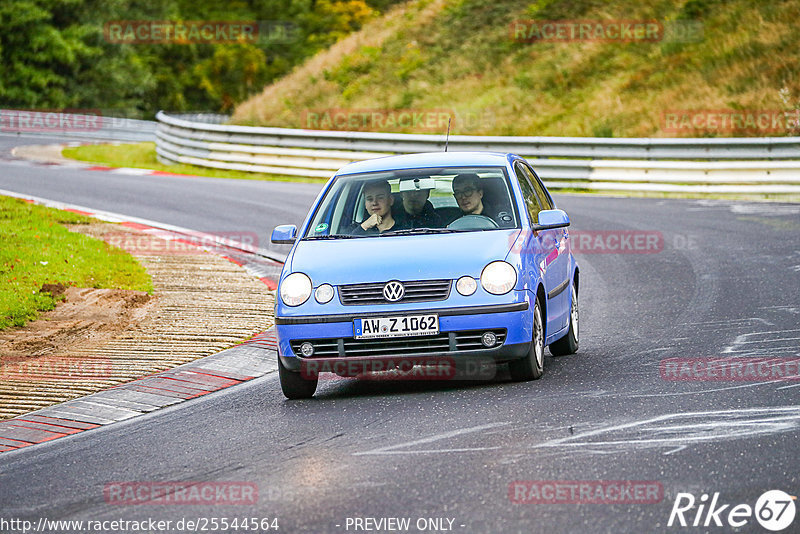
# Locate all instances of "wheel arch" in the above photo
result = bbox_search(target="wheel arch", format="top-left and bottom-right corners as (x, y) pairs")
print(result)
(536, 283), (547, 338)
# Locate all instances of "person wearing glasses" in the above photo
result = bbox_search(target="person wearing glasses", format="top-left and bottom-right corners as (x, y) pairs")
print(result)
(450, 173), (513, 228)
(352, 180), (398, 235)
(452, 173), (489, 216)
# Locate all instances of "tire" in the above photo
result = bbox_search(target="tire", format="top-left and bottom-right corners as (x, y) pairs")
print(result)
(508, 298), (545, 381)
(278, 357), (318, 399)
(550, 283), (579, 356)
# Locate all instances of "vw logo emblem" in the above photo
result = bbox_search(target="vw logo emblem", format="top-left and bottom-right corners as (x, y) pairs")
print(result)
(383, 281), (405, 302)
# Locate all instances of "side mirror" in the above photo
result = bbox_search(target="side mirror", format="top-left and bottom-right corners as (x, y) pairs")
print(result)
(533, 209), (570, 231)
(271, 224), (298, 244)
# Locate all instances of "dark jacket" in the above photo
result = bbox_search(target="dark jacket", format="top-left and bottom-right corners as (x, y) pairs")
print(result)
(394, 201), (443, 229)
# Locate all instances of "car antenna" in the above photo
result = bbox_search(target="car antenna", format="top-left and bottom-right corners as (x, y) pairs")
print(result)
(444, 117), (451, 152)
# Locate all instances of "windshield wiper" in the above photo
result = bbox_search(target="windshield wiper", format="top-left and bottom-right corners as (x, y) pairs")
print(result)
(303, 234), (358, 240)
(379, 228), (462, 236)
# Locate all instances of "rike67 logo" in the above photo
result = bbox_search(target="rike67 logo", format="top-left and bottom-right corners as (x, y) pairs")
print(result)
(668, 490), (796, 531)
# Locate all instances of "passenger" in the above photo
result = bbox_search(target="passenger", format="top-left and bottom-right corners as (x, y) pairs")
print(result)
(395, 177), (443, 229)
(352, 180), (397, 235)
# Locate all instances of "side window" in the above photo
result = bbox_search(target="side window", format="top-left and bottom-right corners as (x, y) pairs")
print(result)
(522, 164), (553, 210)
(514, 163), (543, 223)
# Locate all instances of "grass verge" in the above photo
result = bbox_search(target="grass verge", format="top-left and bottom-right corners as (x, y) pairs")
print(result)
(0, 196), (153, 330)
(61, 142), (321, 183)
(233, 0), (800, 138)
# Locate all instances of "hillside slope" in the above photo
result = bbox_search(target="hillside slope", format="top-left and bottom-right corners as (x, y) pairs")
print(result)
(232, 0), (800, 137)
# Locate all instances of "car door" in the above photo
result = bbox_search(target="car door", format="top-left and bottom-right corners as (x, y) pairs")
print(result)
(516, 162), (571, 333)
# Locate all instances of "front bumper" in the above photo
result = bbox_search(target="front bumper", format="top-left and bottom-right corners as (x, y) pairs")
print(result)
(276, 301), (531, 372)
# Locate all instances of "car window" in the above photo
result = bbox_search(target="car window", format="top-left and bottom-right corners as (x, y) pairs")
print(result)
(514, 162), (543, 224)
(521, 163), (553, 210)
(303, 166), (519, 238)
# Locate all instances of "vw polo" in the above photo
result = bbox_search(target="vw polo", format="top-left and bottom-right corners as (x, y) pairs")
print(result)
(272, 152), (579, 399)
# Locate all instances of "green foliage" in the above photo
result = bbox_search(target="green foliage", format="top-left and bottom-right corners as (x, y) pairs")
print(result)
(0, 0), (404, 116)
(194, 43), (269, 112)
(233, 0), (800, 137)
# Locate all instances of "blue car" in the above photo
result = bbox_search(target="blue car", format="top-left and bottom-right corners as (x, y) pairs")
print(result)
(271, 152), (579, 399)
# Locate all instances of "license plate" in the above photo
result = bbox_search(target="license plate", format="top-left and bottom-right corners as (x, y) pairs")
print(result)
(354, 314), (439, 339)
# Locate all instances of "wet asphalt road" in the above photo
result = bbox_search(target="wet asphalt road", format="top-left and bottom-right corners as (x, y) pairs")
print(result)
(1, 133), (799, 533)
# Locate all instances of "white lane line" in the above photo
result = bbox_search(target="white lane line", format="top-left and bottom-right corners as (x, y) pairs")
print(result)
(353, 422), (511, 456)
(628, 381), (783, 397)
(533, 406), (800, 453)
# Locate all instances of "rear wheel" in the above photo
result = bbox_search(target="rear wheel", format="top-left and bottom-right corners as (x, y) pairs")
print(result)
(550, 283), (579, 356)
(509, 298), (544, 381)
(278, 357), (318, 399)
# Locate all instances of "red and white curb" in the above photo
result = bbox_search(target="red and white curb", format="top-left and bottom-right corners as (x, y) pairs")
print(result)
(0, 190), (286, 453)
(7, 142), (201, 178)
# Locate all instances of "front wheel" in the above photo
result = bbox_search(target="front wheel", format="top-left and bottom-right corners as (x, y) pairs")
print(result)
(508, 298), (544, 381)
(278, 357), (318, 399)
(550, 283), (579, 356)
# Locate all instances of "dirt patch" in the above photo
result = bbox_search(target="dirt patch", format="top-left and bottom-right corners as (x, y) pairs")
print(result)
(0, 286), (154, 359)
(12, 143), (99, 165)
(0, 221), (275, 420)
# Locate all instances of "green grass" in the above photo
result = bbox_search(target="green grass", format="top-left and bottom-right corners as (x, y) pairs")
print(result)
(0, 196), (154, 330)
(233, 0), (800, 138)
(62, 142), (321, 183)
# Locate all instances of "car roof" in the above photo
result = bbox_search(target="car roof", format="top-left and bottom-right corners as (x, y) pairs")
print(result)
(335, 152), (516, 175)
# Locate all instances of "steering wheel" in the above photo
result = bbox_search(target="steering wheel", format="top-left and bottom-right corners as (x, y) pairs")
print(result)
(447, 214), (499, 230)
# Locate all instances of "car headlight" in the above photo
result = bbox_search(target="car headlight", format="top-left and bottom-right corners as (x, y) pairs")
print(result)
(456, 276), (477, 296)
(480, 261), (517, 295)
(315, 283), (334, 304)
(280, 272), (312, 306)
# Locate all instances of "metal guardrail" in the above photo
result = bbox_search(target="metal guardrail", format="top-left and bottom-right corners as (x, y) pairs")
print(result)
(0, 109), (156, 142)
(153, 111), (800, 194)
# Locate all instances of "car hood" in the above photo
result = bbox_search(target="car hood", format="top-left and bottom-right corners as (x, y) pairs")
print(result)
(288, 229), (521, 284)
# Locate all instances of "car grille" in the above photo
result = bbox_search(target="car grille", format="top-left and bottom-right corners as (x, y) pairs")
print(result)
(338, 279), (451, 305)
(291, 329), (507, 358)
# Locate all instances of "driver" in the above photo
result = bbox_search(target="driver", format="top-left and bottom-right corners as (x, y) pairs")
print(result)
(395, 177), (443, 229)
(452, 173), (488, 216)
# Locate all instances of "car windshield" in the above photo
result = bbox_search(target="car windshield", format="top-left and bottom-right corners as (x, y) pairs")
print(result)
(303, 166), (519, 239)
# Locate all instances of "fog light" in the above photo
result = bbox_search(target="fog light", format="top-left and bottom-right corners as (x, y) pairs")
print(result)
(456, 276), (477, 296)
(300, 342), (314, 357)
(315, 284), (334, 304)
(481, 331), (497, 348)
